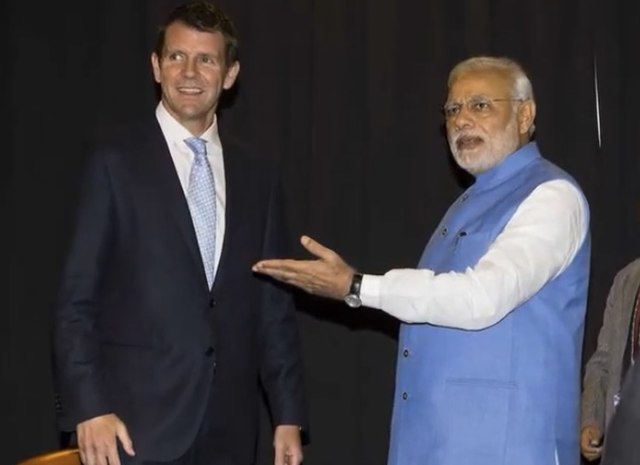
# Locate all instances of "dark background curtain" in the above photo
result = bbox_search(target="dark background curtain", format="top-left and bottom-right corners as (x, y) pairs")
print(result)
(2, 0), (634, 464)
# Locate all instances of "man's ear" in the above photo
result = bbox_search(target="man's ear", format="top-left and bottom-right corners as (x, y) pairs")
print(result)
(223, 61), (240, 90)
(151, 53), (161, 84)
(517, 99), (536, 136)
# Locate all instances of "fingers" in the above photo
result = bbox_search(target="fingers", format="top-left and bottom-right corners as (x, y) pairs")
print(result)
(252, 257), (319, 286)
(581, 425), (602, 445)
(265, 268), (315, 295)
(254, 265), (323, 296)
(582, 448), (602, 461)
(78, 429), (116, 465)
(252, 235), (343, 272)
(580, 426), (603, 461)
(271, 270), (306, 288)
(274, 443), (303, 465)
(77, 429), (88, 465)
(116, 421), (136, 457)
(274, 443), (285, 465)
(286, 448), (304, 465)
(252, 260), (327, 294)
(254, 259), (309, 274)
(300, 235), (336, 261)
(105, 445), (122, 465)
(77, 414), (133, 465)
(252, 260), (307, 287)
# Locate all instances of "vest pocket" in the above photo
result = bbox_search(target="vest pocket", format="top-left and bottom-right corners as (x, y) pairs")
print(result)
(452, 231), (492, 265)
(437, 378), (516, 465)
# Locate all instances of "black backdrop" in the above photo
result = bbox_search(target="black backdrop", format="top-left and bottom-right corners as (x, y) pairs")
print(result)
(3, 0), (639, 464)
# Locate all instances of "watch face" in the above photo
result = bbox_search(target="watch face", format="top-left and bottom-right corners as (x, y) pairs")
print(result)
(344, 294), (362, 308)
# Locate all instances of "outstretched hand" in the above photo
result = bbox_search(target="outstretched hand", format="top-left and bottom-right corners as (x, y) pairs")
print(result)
(253, 235), (355, 300)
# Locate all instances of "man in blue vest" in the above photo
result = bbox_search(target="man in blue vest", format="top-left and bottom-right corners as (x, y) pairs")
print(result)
(253, 56), (590, 465)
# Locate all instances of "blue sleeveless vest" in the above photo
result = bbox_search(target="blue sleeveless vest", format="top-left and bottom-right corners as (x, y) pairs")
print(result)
(387, 143), (590, 465)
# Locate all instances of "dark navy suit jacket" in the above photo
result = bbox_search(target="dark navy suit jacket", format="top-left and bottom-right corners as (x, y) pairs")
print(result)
(53, 118), (307, 464)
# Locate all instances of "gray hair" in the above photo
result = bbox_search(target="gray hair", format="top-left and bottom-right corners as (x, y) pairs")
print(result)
(448, 56), (536, 136)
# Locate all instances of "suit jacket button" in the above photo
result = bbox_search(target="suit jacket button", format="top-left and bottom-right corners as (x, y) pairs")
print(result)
(205, 346), (214, 357)
(209, 298), (216, 308)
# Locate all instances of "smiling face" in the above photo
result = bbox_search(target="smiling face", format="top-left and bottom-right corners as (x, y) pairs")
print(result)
(445, 68), (534, 175)
(151, 21), (239, 135)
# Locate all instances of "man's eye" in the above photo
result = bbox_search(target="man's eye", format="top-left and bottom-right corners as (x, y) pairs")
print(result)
(444, 105), (460, 117)
(199, 55), (219, 65)
(167, 53), (183, 61)
(471, 101), (491, 111)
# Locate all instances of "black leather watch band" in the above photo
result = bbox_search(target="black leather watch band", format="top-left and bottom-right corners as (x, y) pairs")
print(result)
(348, 273), (363, 297)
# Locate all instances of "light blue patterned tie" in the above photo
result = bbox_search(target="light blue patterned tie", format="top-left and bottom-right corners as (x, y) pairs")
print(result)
(184, 137), (217, 288)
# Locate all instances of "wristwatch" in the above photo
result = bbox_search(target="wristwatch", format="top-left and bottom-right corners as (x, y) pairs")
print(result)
(344, 273), (363, 308)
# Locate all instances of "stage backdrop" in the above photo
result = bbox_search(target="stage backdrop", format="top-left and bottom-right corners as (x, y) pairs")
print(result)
(3, 0), (639, 464)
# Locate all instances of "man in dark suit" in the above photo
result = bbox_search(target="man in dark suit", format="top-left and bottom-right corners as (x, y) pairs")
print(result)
(600, 358), (640, 465)
(52, 2), (307, 465)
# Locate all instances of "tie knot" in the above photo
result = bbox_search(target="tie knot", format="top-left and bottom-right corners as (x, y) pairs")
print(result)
(184, 137), (208, 158)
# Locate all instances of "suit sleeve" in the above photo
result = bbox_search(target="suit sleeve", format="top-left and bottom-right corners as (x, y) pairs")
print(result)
(257, 169), (309, 433)
(52, 148), (114, 429)
(581, 267), (628, 431)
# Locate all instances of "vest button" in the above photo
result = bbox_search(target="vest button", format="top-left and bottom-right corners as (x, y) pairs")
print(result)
(205, 346), (214, 357)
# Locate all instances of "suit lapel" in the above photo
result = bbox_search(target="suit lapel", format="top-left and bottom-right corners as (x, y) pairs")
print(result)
(210, 142), (239, 294)
(141, 121), (209, 288)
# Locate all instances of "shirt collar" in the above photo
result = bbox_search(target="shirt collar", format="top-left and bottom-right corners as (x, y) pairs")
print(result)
(155, 101), (220, 150)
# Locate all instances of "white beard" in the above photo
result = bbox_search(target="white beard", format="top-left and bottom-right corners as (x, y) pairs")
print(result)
(449, 117), (520, 175)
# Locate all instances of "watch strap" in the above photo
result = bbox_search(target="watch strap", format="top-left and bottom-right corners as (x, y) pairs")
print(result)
(348, 273), (363, 297)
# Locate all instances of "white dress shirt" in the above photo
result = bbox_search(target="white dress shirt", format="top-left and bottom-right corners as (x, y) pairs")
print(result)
(155, 102), (226, 276)
(360, 179), (589, 330)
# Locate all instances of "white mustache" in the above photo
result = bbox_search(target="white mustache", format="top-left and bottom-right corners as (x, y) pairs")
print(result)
(453, 132), (484, 146)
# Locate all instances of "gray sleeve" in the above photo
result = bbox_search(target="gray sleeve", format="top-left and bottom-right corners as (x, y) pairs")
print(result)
(581, 264), (636, 431)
